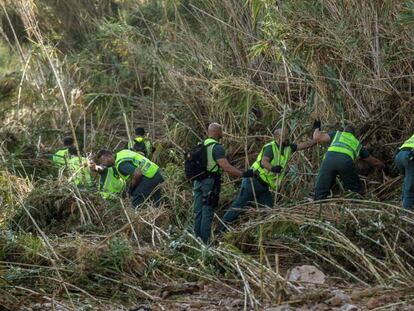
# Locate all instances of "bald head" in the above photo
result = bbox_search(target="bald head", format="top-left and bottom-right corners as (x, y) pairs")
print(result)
(208, 122), (223, 139)
(273, 127), (288, 144)
(273, 128), (289, 146)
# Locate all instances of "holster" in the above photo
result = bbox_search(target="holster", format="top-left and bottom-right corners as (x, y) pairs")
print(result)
(206, 175), (221, 208)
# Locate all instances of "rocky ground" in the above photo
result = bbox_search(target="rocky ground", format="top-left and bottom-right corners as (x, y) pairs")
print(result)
(17, 265), (413, 311)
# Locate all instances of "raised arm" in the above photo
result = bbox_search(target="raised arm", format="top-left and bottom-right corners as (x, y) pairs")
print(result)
(313, 129), (332, 144)
(296, 139), (317, 151)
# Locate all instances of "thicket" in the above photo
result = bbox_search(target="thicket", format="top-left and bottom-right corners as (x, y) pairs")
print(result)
(1, 0), (414, 309)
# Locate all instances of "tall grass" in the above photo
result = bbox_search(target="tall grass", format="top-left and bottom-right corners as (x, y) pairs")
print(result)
(1, 0), (414, 309)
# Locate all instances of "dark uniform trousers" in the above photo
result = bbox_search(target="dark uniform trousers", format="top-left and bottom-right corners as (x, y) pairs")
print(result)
(132, 171), (164, 208)
(314, 152), (363, 200)
(395, 150), (414, 209)
(220, 177), (273, 231)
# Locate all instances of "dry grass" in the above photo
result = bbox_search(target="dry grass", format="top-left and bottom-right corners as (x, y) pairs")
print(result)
(1, 0), (414, 309)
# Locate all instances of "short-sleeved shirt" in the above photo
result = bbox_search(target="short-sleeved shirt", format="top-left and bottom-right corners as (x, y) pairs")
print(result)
(118, 161), (137, 177)
(212, 144), (225, 161)
(328, 131), (369, 159)
(263, 143), (297, 161)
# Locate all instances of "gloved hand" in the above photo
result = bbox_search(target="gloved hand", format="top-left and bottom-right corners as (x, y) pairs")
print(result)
(313, 120), (321, 130)
(242, 169), (254, 178)
(271, 165), (282, 173)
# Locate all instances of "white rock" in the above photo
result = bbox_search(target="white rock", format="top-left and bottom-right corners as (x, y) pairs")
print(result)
(340, 304), (359, 311)
(288, 265), (326, 284)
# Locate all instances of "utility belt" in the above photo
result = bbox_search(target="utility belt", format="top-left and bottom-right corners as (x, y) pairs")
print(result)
(252, 171), (269, 188)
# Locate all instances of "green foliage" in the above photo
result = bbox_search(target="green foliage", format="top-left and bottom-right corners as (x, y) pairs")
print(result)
(398, 1), (414, 26)
(1, 0), (414, 307)
(0, 232), (48, 268)
(100, 236), (134, 272)
(0, 43), (20, 76)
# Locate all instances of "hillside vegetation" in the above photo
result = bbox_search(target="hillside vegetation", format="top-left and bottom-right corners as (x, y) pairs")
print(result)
(0, 0), (414, 310)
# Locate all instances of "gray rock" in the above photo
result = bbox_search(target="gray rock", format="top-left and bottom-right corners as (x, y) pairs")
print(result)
(288, 265), (326, 284)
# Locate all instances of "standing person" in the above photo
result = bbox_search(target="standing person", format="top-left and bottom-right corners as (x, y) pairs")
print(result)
(67, 146), (93, 188)
(219, 126), (317, 230)
(395, 133), (414, 209)
(96, 149), (163, 208)
(130, 127), (153, 159)
(193, 123), (246, 244)
(52, 136), (74, 167)
(313, 123), (384, 200)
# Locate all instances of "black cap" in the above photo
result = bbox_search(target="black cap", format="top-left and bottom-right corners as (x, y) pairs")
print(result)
(63, 136), (74, 146)
(135, 127), (145, 136)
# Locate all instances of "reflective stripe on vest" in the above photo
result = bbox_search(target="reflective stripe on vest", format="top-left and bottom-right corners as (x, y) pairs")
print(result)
(128, 137), (146, 149)
(99, 167), (126, 199)
(68, 156), (93, 186)
(115, 149), (159, 180)
(204, 138), (220, 173)
(251, 141), (292, 189)
(401, 134), (414, 149)
(53, 148), (69, 167)
(327, 131), (362, 161)
(129, 137), (153, 158)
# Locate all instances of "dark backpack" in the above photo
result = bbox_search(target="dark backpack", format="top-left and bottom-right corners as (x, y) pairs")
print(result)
(184, 141), (216, 181)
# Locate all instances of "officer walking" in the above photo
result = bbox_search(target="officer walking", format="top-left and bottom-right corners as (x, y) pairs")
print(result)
(96, 149), (163, 208)
(395, 133), (414, 209)
(219, 126), (317, 230)
(313, 123), (384, 200)
(193, 123), (246, 243)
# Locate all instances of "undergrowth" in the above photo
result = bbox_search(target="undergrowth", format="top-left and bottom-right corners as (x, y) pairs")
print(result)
(0, 0), (414, 309)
